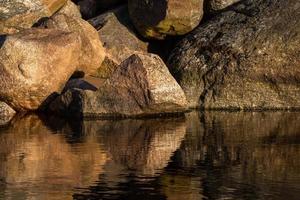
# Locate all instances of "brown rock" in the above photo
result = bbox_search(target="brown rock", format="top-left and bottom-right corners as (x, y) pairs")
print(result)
(57, 0), (82, 18)
(168, 0), (300, 109)
(0, 28), (81, 111)
(89, 6), (148, 64)
(128, 0), (204, 39)
(46, 13), (105, 75)
(49, 53), (187, 118)
(0, 102), (15, 126)
(0, 0), (67, 34)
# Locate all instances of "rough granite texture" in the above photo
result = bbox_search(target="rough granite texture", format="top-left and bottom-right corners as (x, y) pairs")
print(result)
(168, 0), (300, 109)
(0, 28), (80, 111)
(49, 53), (187, 118)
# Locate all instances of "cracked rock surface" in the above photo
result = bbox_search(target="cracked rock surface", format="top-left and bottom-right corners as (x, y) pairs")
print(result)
(168, 0), (300, 109)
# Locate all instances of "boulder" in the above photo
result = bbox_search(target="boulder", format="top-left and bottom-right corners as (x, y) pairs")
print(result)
(0, 102), (15, 126)
(49, 53), (187, 118)
(45, 12), (105, 75)
(168, 0), (300, 109)
(77, 0), (126, 19)
(0, 0), (67, 34)
(128, 0), (204, 39)
(89, 6), (148, 64)
(0, 28), (81, 111)
(58, 0), (82, 18)
(205, 0), (240, 11)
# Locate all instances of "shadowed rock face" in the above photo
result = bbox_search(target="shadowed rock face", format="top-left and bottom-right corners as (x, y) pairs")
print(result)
(168, 0), (300, 109)
(128, 0), (204, 39)
(0, 28), (80, 111)
(49, 53), (187, 118)
(0, 0), (67, 34)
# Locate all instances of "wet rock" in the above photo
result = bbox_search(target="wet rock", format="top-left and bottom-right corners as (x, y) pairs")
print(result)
(168, 0), (300, 109)
(0, 102), (15, 126)
(0, 0), (67, 34)
(0, 28), (80, 111)
(45, 8), (105, 75)
(89, 6), (148, 64)
(205, 0), (240, 11)
(49, 53), (187, 118)
(128, 0), (204, 39)
(77, 0), (125, 19)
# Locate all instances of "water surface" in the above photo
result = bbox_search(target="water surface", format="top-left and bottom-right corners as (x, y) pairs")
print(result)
(0, 111), (299, 200)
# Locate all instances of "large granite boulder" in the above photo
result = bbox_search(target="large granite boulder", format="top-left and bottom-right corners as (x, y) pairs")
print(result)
(49, 53), (187, 118)
(45, 2), (105, 75)
(168, 0), (300, 109)
(0, 102), (15, 126)
(0, 0), (67, 34)
(0, 28), (80, 111)
(205, 0), (240, 11)
(128, 0), (204, 39)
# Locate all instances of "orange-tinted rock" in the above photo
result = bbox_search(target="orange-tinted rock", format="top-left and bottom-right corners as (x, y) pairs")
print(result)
(0, 28), (80, 111)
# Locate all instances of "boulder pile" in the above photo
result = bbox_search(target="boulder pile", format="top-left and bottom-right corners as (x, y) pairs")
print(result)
(0, 0), (299, 121)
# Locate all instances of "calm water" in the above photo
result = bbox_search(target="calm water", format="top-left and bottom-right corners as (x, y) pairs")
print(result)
(0, 111), (299, 200)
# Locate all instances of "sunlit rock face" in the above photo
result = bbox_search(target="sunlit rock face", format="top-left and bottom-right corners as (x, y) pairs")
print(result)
(0, 28), (80, 111)
(128, 0), (204, 39)
(45, 1), (106, 76)
(0, 0), (67, 34)
(0, 115), (108, 199)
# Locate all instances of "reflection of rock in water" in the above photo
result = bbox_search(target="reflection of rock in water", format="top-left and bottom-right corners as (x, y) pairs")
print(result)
(0, 115), (107, 200)
(170, 111), (300, 200)
(83, 118), (187, 176)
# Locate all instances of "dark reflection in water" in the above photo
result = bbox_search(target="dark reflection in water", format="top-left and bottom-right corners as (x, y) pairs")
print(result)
(0, 111), (299, 200)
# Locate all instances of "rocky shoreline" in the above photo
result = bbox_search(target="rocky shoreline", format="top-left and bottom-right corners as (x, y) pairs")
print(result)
(0, 0), (299, 122)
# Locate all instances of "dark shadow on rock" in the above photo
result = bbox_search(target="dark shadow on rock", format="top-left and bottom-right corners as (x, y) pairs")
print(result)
(0, 36), (6, 48)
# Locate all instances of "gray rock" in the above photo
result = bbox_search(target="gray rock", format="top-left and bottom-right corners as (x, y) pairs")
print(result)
(168, 0), (300, 109)
(49, 53), (187, 118)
